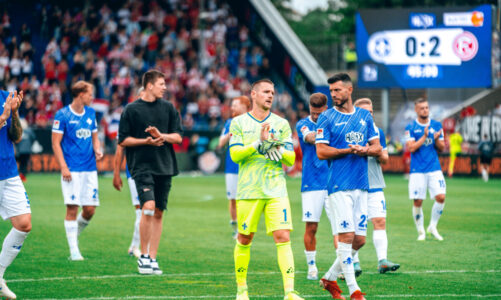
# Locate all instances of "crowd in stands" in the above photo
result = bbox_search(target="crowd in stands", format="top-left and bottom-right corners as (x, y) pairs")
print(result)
(0, 0), (303, 152)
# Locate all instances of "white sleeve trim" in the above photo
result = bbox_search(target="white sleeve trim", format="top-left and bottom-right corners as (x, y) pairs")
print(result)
(52, 129), (64, 134)
(315, 140), (329, 144)
(368, 136), (379, 141)
(92, 129), (98, 133)
(302, 130), (313, 143)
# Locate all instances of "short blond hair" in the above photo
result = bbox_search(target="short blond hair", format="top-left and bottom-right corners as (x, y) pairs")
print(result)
(71, 81), (92, 98)
(354, 98), (372, 107)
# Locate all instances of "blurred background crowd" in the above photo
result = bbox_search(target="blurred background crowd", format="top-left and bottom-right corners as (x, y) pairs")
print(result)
(1, 0), (302, 153)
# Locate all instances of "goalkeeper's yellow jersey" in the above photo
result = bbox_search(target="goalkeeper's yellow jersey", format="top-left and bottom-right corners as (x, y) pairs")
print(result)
(229, 112), (293, 200)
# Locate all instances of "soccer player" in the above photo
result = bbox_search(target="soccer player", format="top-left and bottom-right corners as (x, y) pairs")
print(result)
(52, 81), (103, 261)
(405, 98), (446, 241)
(118, 69), (183, 275)
(112, 88), (146, 258)
(316, 73), (381, 300)
(447, 130), (462, 177)
(217, 96), (251, 239)
(0, 90), (31, 299)
(230, 79), (303, 300)
(353, 98), (400, 274)
(478, 134), (495, 182)
(113, 145), (141, 257)
(296, 92), (332, 281)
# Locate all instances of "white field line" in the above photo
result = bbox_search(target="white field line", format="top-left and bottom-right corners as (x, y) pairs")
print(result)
(23, 293), (501, 300)
(9, 269), (501, 283)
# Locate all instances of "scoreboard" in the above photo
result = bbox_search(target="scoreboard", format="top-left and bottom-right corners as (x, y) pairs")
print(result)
(356, 5), (493, 88)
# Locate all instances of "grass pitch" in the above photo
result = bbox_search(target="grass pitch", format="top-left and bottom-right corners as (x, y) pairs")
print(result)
(1, 173), (500, 299)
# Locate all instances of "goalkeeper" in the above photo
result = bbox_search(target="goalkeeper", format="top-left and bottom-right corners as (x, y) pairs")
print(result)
(229, 79), (303, 300)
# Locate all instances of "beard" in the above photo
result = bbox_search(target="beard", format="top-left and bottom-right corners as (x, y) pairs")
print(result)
(334, 97), (349, 108)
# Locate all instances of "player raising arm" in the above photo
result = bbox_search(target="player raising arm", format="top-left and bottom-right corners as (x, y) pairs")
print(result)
(230, 79), (303, 300)
(0, 90), (31, 299)
(405, 98), (446, 241)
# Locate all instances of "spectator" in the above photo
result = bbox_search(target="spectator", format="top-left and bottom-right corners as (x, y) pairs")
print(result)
(0, 0), (300, 157)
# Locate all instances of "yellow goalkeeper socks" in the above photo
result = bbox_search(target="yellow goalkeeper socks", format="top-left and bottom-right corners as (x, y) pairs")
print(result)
(234, 241), (251, 289)
(276, 241), (295, 293)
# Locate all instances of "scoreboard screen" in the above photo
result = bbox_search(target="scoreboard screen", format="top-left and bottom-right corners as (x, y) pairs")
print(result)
(356, 5), (493, 88)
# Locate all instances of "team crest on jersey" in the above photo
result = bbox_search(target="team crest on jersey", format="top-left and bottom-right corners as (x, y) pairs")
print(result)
(86, 118), (92, 125)
(345, 131), (364, 144)
(316, 128), (324, 139)
(76, 128), (91, 139)
(359, 119), (366, 126)
(53, 120), (60, 129)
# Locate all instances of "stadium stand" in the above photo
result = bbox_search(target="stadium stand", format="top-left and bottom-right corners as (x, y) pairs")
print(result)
(1, 0), (309, 154)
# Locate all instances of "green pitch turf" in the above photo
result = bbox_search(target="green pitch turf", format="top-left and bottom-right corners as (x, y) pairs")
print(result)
(1, 174), (500, 299)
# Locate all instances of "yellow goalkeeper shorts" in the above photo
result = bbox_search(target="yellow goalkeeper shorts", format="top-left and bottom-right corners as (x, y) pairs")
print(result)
(236, 197), (293, 236)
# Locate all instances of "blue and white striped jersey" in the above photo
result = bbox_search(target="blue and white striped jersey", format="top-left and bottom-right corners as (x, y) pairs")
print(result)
(296, 116), (328, 192)
(52, 105), (98, 172)
(404, 119), (443, 173)
(0, 90), (18, 180)
(315, 107), (379, 194)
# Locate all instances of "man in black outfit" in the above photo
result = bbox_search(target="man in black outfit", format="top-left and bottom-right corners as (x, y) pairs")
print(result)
(478, 133), (495, 182)
(118, 69), (183, 275)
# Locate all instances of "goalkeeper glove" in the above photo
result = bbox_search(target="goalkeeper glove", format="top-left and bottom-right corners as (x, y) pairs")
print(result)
(265, 146), (284, 162)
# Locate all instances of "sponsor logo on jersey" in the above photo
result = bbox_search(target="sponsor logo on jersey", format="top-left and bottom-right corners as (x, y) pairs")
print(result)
(53, 120), (60, 129)
(76, 128), (92, 139)
(345, 131), (364, 144)
(316, 128), (324, 139)
(69, 120), (79, 124)
(335, 122), (347, 126)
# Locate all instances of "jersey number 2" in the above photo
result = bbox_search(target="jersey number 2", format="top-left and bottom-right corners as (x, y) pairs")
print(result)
(358, 215), (367, 228)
